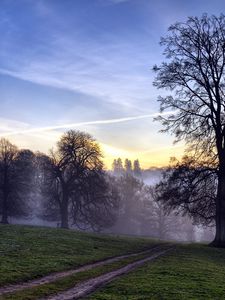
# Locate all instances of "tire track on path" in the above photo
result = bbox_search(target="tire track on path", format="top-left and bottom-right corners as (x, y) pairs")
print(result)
(43, 246), (173, 300)
(0, 244), (164, 297)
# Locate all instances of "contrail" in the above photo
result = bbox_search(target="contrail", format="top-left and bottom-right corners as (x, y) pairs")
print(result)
(0, 111), (176, 137)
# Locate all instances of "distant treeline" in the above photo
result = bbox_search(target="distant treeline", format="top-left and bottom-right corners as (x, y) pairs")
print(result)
(0, 130), (119, 231)
(0, 130), (212, 241)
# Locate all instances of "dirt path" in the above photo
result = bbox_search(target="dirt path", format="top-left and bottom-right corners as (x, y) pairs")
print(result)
(43, 246), (173, 300)
(0, 244), (164, 297)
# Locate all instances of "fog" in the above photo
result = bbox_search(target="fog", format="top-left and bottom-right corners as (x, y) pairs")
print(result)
(4, 167), (214, 243)
(142, 169), (164, 186)
(0, 138), (214, 243)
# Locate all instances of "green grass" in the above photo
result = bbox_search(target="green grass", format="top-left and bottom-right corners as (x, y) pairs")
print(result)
(85, 244), (225, 300)
(0, 224), (157, 287)
(3, 225), (224, 300)
(1, 251), (156, 300)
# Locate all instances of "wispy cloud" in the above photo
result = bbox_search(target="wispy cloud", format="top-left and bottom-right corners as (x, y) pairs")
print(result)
(0, 117), (29, 133)
(0, 111), (176, 137)
(0, 37), (157, 110)
(0, 8), (161, 113)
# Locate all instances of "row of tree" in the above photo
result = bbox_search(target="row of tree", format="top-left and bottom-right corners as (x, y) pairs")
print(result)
(0, 131), (214, 242)
(3, 14), (225, 245)
(112, 158), (142, 177)
(0, 131), (119, 230)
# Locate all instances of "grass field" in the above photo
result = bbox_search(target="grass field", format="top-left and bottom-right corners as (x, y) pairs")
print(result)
(1, 251), (156, 300)
(0, 224), (157, 287)
(86, 244), (225, 300)
(2, 224), (225, 300)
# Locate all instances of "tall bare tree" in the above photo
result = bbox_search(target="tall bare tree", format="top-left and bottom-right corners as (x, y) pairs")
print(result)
(42, 130), (105, 229)
(0, 139), (35, 223)
(153, 14), (225, 247)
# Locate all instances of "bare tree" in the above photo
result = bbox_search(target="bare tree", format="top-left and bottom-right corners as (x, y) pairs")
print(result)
(153, 14), (225, 247)
(41, 130), (106, 229)
(155, 156), (216, 226)
(35, 152), (61, 223)
(0, 139), (17, 223)
(71, 172), (119, 232)
(140, 186), (193, 240)
(0, 139), (35, 223)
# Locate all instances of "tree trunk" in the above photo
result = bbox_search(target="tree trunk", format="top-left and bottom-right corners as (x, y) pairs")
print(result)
(60, 194), (69, 229)
(1, 193), (9, 224)
(211, 162), (225, 247)
(1, 167), (9, 224)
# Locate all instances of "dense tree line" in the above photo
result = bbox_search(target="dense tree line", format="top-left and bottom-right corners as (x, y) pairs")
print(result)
(0, 131), (119, 230)
(0, 132), (210, 242)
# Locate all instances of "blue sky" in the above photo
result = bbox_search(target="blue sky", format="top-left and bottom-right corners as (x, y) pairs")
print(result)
(1, 0), (225, 168)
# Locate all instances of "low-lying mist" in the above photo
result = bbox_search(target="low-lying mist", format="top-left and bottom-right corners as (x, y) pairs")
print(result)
(0, 137), (215, 243)
(7, 167), (214, 243)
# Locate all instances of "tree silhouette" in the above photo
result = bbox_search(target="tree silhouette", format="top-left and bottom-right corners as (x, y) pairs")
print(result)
(154, 14), (225, 247)
(155, 156), (216, 226)
(0, 139), (35, 223)
(112, 158), (124, 176)
(71, 172), (119, 232)
(133, 159), (141, 177)
(41, 130), (107, 229)
(124, 158), (132, 174)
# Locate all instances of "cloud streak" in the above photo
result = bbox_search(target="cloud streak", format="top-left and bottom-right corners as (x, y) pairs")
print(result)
(0, 111), (176, 137)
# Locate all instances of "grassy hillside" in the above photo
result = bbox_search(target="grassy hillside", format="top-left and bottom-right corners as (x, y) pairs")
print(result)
(86, 244), (225, 300)
(2, 225), (224, 300)
(0, 224), (157, 286)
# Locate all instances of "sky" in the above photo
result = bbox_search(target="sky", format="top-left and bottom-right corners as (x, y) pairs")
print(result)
(1, 0), (225, 169)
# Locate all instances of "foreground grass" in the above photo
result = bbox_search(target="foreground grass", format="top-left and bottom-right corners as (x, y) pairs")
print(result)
(86, 244), (225, 300)
(2, 251), (156, 300)
(0, 224), (157, 286)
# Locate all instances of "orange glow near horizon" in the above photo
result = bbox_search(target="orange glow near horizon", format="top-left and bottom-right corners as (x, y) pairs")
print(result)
(100, 142), (184, 170)
(4, 133), (185, 170)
